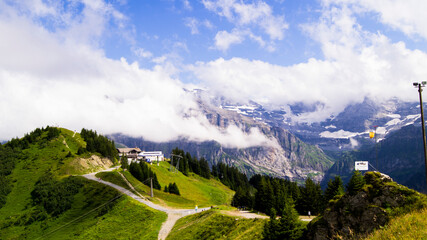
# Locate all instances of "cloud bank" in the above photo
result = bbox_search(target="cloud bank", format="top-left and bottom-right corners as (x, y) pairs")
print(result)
(0, 0), (275, 148)
(2, 0), (427, 149)
(191, 1), (427, 123)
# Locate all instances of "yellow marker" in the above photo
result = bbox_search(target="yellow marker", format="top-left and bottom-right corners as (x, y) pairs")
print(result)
(369, 131), (375, 139)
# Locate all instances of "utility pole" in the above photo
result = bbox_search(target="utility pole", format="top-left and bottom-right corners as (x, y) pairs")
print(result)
(413, 81), (427, 189)
(150, 177), (154, 198)
(374, 125), (378, 171)
(170, 154), (183, 173)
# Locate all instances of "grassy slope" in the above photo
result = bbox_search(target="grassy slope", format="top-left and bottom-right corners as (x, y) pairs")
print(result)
(0, 128), (167, 239)
(152, 161), (234, 208)
(100, 161), (234, 209)
(365, 207), (427, 240)
(167, 209), (266, 240)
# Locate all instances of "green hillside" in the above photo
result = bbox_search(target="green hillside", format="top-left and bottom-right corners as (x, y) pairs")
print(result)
(99, 161), (235, 209)
(166, 209), (267, 240)
(365, 207), (427, 240)
(0, 127), (167, 239)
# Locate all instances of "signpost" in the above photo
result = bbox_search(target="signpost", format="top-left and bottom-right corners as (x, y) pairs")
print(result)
(355, 161), (369, 171)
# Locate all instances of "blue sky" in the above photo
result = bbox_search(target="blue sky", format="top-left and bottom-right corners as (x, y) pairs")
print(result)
(95, 0), (427, 69)
(102, 0), (324, 68)
(1, 0), (427, 146)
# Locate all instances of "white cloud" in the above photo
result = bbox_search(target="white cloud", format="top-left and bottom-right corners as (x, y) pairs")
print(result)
(193, 3), (427, 123)
(191, 28), (427, 123)
(184, 17), (214, 35)
(132, 47), (153, 58)
(323, 0), (427, 40)
(213, 29), (245, 51)
(182, 0), (192, 11)
(185, 17), (199, 34)
(202, 0), (288, 50)
(0, 0), (276, 149)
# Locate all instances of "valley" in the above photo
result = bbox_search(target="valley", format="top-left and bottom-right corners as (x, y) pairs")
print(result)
(1, 126), (426, 239)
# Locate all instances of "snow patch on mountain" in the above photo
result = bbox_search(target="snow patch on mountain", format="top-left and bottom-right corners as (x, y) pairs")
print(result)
(319, 130), (363, 139)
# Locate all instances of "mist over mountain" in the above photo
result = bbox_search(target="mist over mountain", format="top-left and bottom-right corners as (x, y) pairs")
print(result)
(110, 92), (334, 182)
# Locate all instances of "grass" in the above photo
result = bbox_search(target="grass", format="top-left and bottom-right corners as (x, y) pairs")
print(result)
(111, 161), (234, 209)
(150, 161), (234, 208)
(167, 209), (267, 240)
(0, 177), (167, 240)
(365, 207), (427, 240)
(0, 128), (166, 239)
(96, 171), (130, 191)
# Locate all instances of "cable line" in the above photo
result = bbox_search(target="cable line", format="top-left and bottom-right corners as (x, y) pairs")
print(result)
(35, 193), (123, 240)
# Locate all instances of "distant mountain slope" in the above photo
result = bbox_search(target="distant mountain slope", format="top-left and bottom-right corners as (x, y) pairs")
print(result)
(322, 124), (427, 193)
(213, 96), (421, 152)
(110, 98), (334, 182)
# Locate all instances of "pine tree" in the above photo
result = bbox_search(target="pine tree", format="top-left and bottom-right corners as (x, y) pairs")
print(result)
(276, 199), (304, 240)
(324, 176), (344, 203)
(346, 171), (366, 195)
(297, 178), (323, 215)
(121, 154), (129, 170)
(152, 173), (161, 190)
(262, 198), (304, 240)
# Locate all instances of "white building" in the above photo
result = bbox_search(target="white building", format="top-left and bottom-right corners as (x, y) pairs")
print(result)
(138, 151), (164, 163)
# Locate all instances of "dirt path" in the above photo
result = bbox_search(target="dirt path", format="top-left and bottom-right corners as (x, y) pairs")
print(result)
(117, 171), (146, 199)
(221, 210), (269, 219)
(82, 167), (210, 240)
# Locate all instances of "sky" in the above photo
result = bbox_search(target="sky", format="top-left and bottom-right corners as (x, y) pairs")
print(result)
(1, 0), (427, 147)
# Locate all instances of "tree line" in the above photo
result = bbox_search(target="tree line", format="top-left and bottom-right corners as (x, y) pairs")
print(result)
(79, 128), (118, 160)
(170, 148), (211, 179)
(5, 126), (60, 150)
(128, 160), (161, 190)
(232, 173), (345, 217)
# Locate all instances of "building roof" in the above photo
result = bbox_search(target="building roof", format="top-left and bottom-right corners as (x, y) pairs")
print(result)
(138, 151), (163, 156)
(117, 147), (142, 153)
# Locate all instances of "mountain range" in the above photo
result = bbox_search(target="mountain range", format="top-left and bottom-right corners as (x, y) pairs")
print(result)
(110, 95), (333, 182)
(111, 91), (426, 191)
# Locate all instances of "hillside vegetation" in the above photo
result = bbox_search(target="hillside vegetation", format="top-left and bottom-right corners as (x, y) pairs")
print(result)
(306, 171), (427, 239)
(99, 161), (235, 209)
(167, 209), (267, 240)
(365, 207), (427, 240)
(0, 127), (167, 239)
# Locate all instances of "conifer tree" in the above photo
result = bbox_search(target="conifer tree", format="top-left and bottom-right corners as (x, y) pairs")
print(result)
(262, 198), (304, 240)
(324, 176), (344, 203)
(121, 154), (129, 170)
(346, 171), (366, 195)
(276, 199), (304, 240)
(297, 178), (323, 215)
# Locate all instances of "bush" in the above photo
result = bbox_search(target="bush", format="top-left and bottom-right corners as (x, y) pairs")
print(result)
(166, 183), (180, 195)
(31, 174), (84, 216)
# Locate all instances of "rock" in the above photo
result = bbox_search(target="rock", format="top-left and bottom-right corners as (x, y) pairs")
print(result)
(306, 171), (426, 239)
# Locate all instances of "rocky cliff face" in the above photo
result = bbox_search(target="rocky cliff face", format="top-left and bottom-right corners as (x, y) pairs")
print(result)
(307, 172), (427, 239)
(110, 98), (334, 182)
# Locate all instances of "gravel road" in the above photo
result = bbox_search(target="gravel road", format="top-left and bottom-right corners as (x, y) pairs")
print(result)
(82, 167), (209, 240)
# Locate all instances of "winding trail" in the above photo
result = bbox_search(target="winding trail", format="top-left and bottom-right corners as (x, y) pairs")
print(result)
(82, 167), (210, 240)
